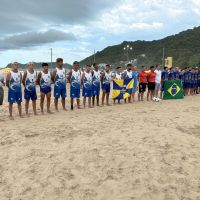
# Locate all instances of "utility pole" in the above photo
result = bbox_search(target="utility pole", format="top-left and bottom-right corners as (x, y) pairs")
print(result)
(162, 48), (165, 68)
(93, 50), (96, 63)
(51, 48), (53, 68)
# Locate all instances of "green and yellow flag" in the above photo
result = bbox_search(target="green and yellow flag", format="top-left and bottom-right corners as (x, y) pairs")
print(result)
(163, 80), (184, 100)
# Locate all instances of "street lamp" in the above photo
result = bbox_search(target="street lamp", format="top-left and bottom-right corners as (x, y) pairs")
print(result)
(123, 45), (133, 62)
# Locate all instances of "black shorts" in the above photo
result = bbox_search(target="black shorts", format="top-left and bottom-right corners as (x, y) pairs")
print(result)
(139, 83), (147, 93)
(148, 82), (156, 91)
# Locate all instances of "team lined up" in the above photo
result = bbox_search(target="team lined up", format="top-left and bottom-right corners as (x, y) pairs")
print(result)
(1, 58), (200, 119)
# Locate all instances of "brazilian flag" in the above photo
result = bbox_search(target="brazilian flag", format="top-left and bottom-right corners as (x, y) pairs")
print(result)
(163, 80), (184, 100)
(112, 79), (134, 100)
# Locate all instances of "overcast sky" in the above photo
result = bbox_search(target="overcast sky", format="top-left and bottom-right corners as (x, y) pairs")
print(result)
(0, 0), (200, 66)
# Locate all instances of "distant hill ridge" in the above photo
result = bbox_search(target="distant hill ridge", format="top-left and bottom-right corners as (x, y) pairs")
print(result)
(80, 26), (200, 68)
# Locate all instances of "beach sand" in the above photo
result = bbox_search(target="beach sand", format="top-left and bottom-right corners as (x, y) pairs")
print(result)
(0, 87), (200, 200)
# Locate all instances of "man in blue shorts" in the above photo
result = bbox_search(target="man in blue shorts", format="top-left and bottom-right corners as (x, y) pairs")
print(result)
(22, 62), (37, 116)
(101, 64), (111, 106)
(52, 58), (67, 111)
(82, 64), (93, 108)
(92, 63), (101, 107)
(6, 62), (23, 119)
(37, 63), (52, 114)
(68, 61), (81, 110)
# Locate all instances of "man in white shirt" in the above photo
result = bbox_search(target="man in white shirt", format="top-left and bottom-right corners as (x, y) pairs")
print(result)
(154, 64), (162, 99)
(0, 70), (5, 105)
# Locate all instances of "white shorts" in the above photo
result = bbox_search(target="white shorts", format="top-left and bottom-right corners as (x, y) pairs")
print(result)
(155, 83), (161, 91)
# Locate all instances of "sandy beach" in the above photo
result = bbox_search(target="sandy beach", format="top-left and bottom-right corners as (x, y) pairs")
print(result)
(0, 87), (200, 200)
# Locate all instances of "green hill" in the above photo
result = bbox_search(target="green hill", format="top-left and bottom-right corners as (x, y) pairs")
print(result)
(80, 26), (200, 68)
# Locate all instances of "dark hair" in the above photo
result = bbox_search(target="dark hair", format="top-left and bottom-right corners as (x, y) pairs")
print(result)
(86, 64), (91, 67)
(73, 61), (79, 65)
(141, 66), (145, 68)
(156, 64), (160, 68)
(150, 66), (155, 69)
(42, 63), (48, 67)
(106, 64), (110, 67)
(93, 63), (98, 66)
(164, 67), (168, 70)
(56, 58), (63, 63)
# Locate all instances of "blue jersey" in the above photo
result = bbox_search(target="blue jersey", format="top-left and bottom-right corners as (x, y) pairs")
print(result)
(70, 69), (81, 90)
(168, 71), (175, 80)
(132, 71), (138, 87)
(161, 71), (168, 81)
(174, 71), (180, 80)
(9, 71), (21, 92)
(191, 72), (196, 82)
(179, 72), (185, 82)
(25, 70), (37, 92)
(54, 68), (66, 90)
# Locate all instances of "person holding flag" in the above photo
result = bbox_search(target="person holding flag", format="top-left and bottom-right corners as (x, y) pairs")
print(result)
(101, 64), (111, 106)
(123, 64), (133, 103)
(82, 64), (93, 108)
(113, 66), (122, 104)
(160, 67), (169, 99)
(6, 62), (23, 119)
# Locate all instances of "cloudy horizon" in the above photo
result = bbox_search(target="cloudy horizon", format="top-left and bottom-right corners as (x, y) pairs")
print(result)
(0, 0), (200, 67)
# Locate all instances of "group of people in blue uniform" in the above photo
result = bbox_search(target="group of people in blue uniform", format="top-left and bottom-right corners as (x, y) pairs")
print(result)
(161, 66), (200, 96)
(0, 59), (200, 119)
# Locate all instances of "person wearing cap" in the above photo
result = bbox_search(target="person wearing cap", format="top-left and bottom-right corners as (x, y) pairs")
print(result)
(37, 63), (52, 114)
(22, 62), (37, 116)
(68, 61), (81, 110)
(123, 64), (133, 103)
(6, 62), (23, 119)
(92, 63), (101, 107)
(113, 66), (122, 104)
(0, 70), (5, 106)
(82, 64), (93, 108)
(52, 58), (67, 111)
(101, 64), (112, 106)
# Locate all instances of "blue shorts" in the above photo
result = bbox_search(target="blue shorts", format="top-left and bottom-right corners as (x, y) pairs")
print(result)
(82, 89), (93, 97)
(8, 89), (22, 104)
(54, 87), (66, 99)
(92, 84), (100, 96)
(24, 89), (37, 101)
(184, 82), (191, 89)
(161, 82), (165, 92)
(70, 88), (80, 99)
(102, 84), (110, 93)
(198, 81), (200, 87)
(190, 82), (195, 89)
(40, 86), (51, 94)
(132, 86), (138, 93)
